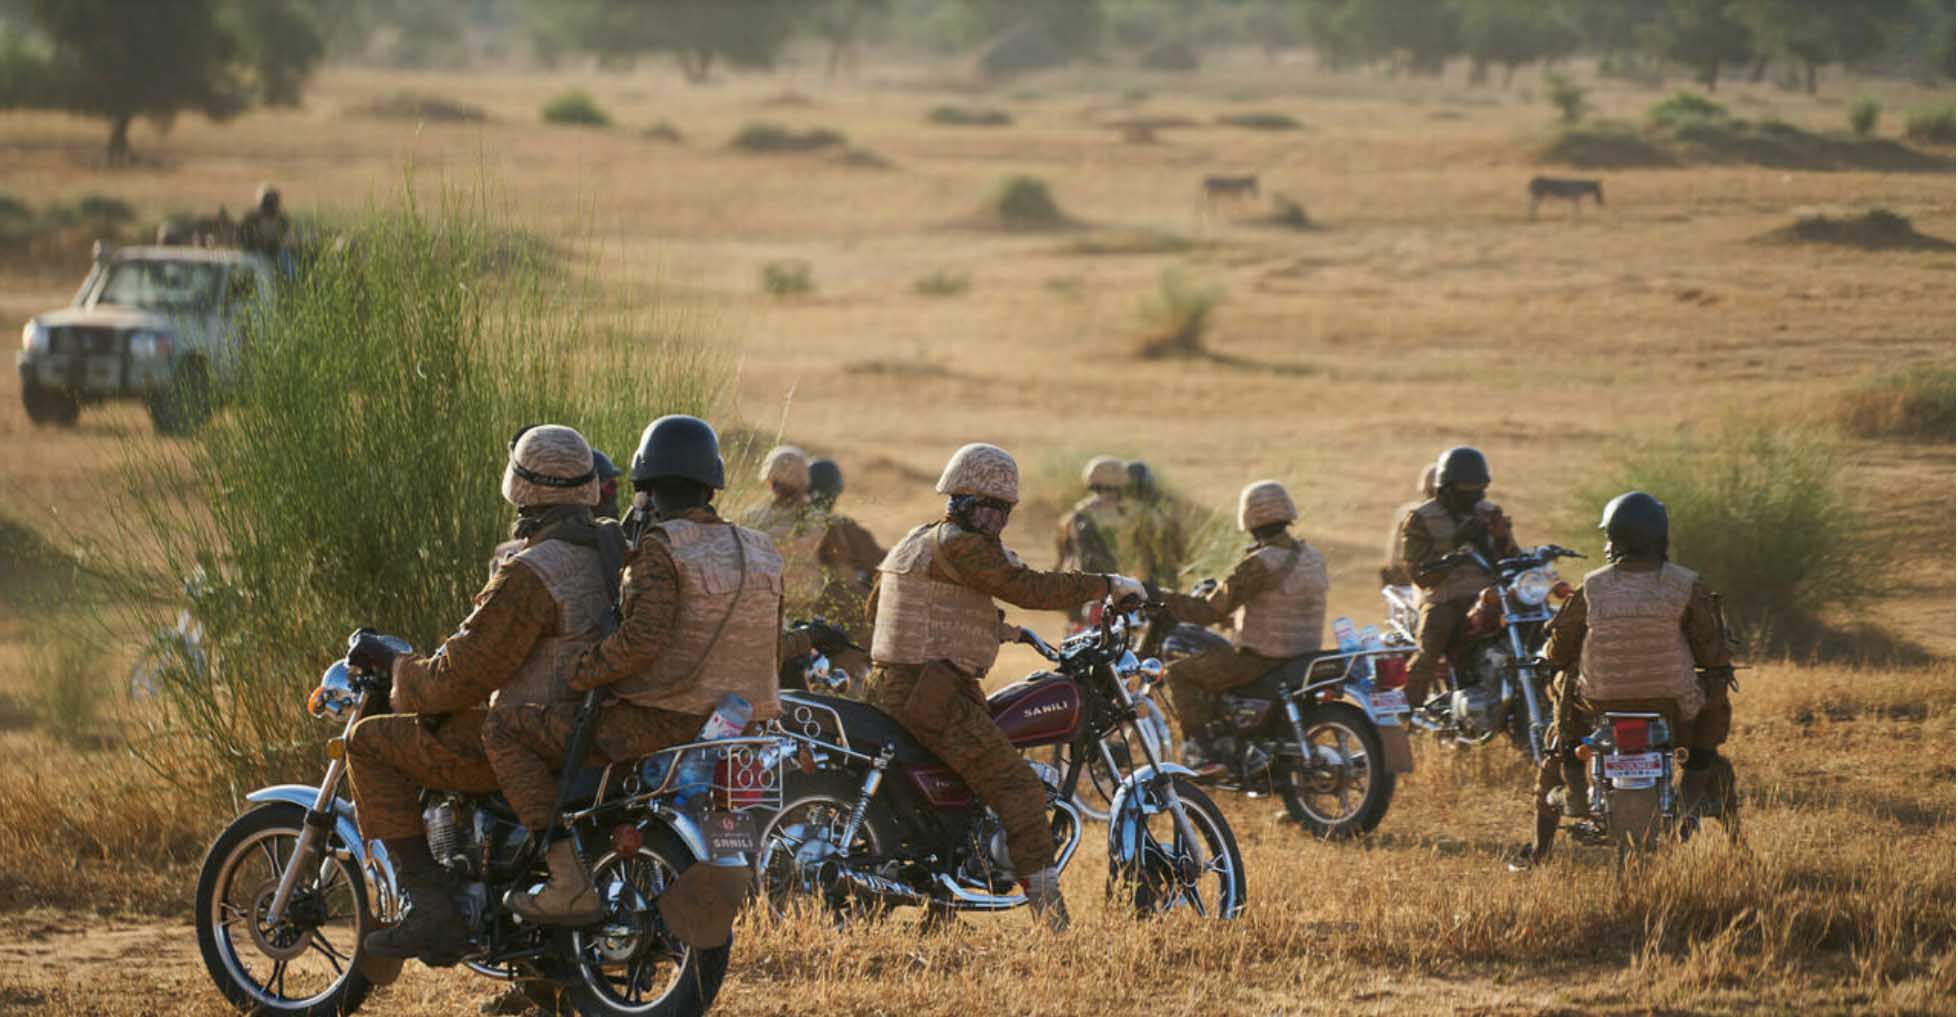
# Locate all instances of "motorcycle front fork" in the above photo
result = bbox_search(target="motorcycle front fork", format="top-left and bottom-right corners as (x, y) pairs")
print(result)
(1508, 626), (1548, 761)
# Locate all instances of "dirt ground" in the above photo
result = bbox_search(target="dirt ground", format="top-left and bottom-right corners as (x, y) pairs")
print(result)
(0, 51), (1951, 1017)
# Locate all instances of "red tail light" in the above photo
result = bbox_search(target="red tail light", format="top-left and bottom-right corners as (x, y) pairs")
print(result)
(1374, 655), (1409, 689)
(1611, 718), (1650, 754)
(715, 756), (767, 809)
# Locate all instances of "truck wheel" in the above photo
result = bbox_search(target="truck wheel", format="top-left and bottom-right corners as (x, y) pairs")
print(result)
(21, 379), (79, 427)
(148, 359), (212, 436)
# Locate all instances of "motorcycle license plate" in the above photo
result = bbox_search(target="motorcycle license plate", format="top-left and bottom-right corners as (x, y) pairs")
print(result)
(704, 811), (758, 856)
(1602, 752), (1664, 781)
(1368, 689), (1409, 715)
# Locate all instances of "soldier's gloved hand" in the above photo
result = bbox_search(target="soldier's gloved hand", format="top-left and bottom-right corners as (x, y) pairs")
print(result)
(1108, 575), (1146, 607)
(346, 628), (401, 677)
(803, 620), (854, 656)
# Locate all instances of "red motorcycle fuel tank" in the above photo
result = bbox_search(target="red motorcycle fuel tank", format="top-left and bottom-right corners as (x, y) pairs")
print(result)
(987, 675), (1082, 747)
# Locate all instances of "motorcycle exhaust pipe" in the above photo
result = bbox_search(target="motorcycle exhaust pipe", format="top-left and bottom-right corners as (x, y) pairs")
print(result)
(818, 860), (925, 908)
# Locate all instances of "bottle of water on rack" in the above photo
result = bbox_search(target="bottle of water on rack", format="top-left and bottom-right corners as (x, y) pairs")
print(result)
(672, 693), (753, 810)
(1357, 624), (1383, 682)
(1331, 616), (1361, 653)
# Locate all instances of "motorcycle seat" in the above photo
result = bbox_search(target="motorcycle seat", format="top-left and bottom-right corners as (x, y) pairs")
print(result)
(1243, 651), (1343, 700)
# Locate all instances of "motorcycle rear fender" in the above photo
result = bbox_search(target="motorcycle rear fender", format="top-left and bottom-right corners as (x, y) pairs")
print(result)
(1106, 763), (1199, 868)
(1292, 681), (1416, 773)
(246, 785), (399, 925)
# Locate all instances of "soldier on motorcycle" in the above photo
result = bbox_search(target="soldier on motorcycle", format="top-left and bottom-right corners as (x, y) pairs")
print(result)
(1156, 481), (1330, 778)
(1398, 447), (1522, 722)
(344, 424), (623, 965)
(865, 443), (1145, 931)
(1379, 464), (1438, 586)
(1056, 455), (1134, 627)
(481, 415), (786, 934)
(807, 456), (886, 644)
(1124, 459), (1188, 591)
(1514, 491), (1738, 867)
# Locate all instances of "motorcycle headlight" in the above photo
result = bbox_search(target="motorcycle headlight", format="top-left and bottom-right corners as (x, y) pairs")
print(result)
(307, 661), (359, 719)
(127, 330), (174, 358)
(21, 321), (47, 352)
(1513, 568), (1555, 607)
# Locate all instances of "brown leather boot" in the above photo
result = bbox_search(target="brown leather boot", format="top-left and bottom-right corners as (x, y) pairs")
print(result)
(1022, 867), (1070, 932)
(507, 839), (606, 927)
(365, 838), (471, 964)
(1508, 810), (1560, 872)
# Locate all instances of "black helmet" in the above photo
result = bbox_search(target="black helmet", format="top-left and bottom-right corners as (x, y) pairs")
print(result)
(1125, 459), (1156, 498)
(809, 457), (843, 503)
(1599, 490), (1668, 561)
(630, 415), (725, 489)
(591, 450), (621, 482)
(1435, 446), (1491, 488)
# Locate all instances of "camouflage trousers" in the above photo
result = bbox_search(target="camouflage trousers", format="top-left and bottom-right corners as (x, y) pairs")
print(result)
(347, 709), (500, 842)
(1406, 597), (1473, 709)
(483, 700), (706, 832)
(866, 661), (1055, 876)
(1532, 671), (1734, 812)
(1165, 646), (1281, 735)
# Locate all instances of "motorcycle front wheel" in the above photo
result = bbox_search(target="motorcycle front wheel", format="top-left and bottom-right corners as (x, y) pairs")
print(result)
(195, 803), (374, 1017)
(1280, 702), (1395, 839)
(1108, 777), (1247, 920)
(561, 826), (729, 1017)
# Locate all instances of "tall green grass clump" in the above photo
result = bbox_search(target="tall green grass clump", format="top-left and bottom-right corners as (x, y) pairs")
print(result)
(1132, 266), (1222, 359)
(110, 190), (730, 798)
(1847, 96), (1882, 137)
(30, 631), (104, 746)
(1904, 103), (1955, 145)
(1569, 427), (1871, 653)
(1831, 366), (1955, 441)
(1647, 91), (1731, 131)
(1024, 450), (1235, 589)
(542, 89), (610, 126)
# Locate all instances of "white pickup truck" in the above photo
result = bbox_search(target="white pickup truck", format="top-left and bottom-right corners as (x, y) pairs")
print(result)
(17, 245), (277, 434)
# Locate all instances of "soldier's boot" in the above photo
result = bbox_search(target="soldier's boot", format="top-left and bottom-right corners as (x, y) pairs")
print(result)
(1507, 809), (1561, 872)
(1558, 756), (1589, 819)
(507, 839), (606, 927)
(1179, 738), (1228, 783)
(365, 838), (471, 964)
(1681, 753), (1738, 826)
(1022, 867), (1070, 933)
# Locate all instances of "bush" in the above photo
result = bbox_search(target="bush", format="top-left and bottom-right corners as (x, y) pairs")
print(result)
(1569, 427), (1872, 652)
(1648, 91), (1731, 130)
(761, 259), (814, 296)
(912, 269), (970, 296)
(1765, 208), (1950, 251)
(1847, 96), (1882, 137)
(1544, 72), (1587, 126)
(30, 631), (102, 745)
(1217, 111), (1301, 131)
(1061, 229), (1194, 255)
(1831, 367), (1955, 441)
(989, 175), (1069, 230)
(1904, 103), (1955, 145)
(1132, 266), (1222, 360)
(1265, 194), (1313, 229)
(731, 123), (847, 153)
(927, 105), (1012, 126)
(1541, 122), (1676, 168)
(641, 120), (685, 143)
(541, 89), (610, 127)
(359, 90), (487, 123)
(108, 194), (730, 796)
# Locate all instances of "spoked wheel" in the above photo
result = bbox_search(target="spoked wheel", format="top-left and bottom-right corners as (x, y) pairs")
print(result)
(564, 828), (728, 1017)
(1108, 777), (1246, 920)
(754, 775), (895, 923)
(195, 803), (373, 1017)
(1280, 703), (1394, 840)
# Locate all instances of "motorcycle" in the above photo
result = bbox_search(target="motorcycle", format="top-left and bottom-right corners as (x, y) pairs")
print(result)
(1562, 709), (1683, 861)
(1147, 614), (1417, 840)
(194, 633), (791, 1017)
(1382, 543), (1584, 762)
(755, 598), (1247, 922)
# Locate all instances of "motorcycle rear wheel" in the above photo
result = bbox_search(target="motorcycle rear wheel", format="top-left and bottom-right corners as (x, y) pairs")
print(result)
(561, 827), (729, 1017)
(1280, 703), (1394, 839)
(755, 773), (899, 922)
(1606, 786), (1665, 861)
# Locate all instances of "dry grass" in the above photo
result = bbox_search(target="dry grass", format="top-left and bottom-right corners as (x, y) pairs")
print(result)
(0, 54), (1951, 1015)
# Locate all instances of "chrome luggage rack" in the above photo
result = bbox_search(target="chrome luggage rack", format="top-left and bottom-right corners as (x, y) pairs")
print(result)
(577, 735), (793, 819)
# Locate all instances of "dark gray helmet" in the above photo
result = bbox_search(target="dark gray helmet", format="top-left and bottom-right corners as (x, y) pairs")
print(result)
(591, 450), (621, 481)
(1436, 446), (1491, 488)
(809, 457), (843, 501)
(1600, 490), (1668, 560)
(630, 415), (725, 489)
(1125, 459), (1156, 497)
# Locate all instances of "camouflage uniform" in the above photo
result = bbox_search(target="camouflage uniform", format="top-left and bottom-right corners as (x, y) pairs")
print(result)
(743, 496), (879, 673)
(1159, 533), (1329, 735)
(484, 506), (785, 832)
(865, 517), (1108, 876)
(1397, 497), (1521, 708)
(1055, 492), (1129, 627)
(1125, 499), (1189, 591)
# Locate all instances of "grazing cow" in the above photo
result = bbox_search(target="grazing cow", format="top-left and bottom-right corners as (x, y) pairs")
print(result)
(1529, 176), (1603, 219)
(1202, 174), (1261, 202)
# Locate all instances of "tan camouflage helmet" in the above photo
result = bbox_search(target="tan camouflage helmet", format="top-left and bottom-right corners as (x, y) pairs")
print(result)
(759, 444), (811, 494)
(936, 443), (1020, 503)
(1420, 464), (1438, 498)
(502, 424), (598, 508)
(1236, 480), (1298, 532)
(1082, 455), (1126, 490)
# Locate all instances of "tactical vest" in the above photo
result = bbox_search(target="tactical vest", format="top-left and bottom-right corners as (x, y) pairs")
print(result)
(1234, 543), (1330, 659)
(1411, 499), (1500, 606)
(1063, 494), (1127, 573)
(613, 519), (785, 721)
(872, 522), (1008, 678)
(496, 539), (613, 708)
(746, 501), (829, 613)
(1577, 563), (1704, 720)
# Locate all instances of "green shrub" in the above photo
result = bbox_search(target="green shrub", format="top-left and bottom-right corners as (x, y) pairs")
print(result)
(1132, 266), (1222, 359)
(731, 123), (847, 153)
(0, 192), (33, 221)
(1265, 194), (1312, 230)
(1648, 91), (1731, 130)
(1769, 208), (1950, 251)
(1217, 111), (1301, 131)
(1831, 367), (1955, 441)
(642, 120), (685, 143)
(1568, 427), (1872, 652)
(1023, 451), (1236, 588)
(989, 175), (1069, 230)
(1904, 103), (1955, 145)
(30, 630), (102, 745)
(541, 89), (610, 127)
(1544, 72), (1587, 126)
(42, 193), (137, 228)
(1847, 96), (1882, 137)
(1541, 121), (1676, 168)
(761, 259), (814, 296)
(927, 105), (1012, 126)
(1062, 229), (1193, 255)
(360, 90), (487, 123)
(108, 194), (730, 796)
(912, 269), (970, 296)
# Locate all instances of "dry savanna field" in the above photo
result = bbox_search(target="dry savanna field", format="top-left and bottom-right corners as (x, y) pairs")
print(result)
(0, 52), (1953, 1016)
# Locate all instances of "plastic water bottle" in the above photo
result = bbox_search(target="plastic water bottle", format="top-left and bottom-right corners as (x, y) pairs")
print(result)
(1357, 625), (1383, 682)
(1331, 616), (1361, 653)
(673, 693), (753, 809)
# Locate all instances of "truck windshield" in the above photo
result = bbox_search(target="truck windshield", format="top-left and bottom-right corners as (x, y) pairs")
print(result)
(93, 259), (225, 313)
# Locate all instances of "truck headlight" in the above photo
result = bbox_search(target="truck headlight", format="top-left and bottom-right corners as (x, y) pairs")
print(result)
(21, 321), (47, 352)
(128, 331), (174, 358)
